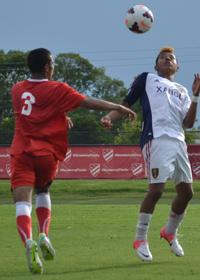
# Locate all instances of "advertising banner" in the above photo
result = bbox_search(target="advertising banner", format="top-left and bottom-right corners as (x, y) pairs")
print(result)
(1, 145), (200, 179)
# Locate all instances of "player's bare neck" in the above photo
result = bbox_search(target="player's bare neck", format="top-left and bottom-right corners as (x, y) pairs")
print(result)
(31, 73), (48, 80)
(158, 73), (174, 81)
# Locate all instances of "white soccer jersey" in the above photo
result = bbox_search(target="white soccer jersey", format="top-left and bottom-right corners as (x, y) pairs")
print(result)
(124, 72), (191, 148)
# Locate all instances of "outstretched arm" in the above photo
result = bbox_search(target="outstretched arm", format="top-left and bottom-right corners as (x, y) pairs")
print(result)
(100, 101), (132, 128)
(80, 98), (136, 123)
(183, 74), (200, 128)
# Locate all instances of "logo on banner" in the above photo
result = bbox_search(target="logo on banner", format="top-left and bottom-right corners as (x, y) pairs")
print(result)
(89, 163), (101, 177)
(192, 163), (200, 176)
(102, 149), (114, 162)
(64, 149), (72, 162)
(6, 163), (11, 177)
(131, 163), (143, 176)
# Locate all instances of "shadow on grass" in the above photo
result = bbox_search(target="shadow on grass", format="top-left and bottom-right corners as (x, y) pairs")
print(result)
(0, 260), (180, 278)
(45, 260), (176, 276)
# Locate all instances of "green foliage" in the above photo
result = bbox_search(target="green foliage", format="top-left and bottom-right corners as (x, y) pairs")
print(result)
(0, 50), (27, 64)
(68, 109), (102, 144)
(92, 74), (127, 102)
(0, 117), (14, 144)
(114, 119), (141, 145)
(0, 50), (28, 144)
(185, 129), (196, 144)
(54, 52), (139, 144)
(68, 109), (115, 144)
(54, 53), (102, 93)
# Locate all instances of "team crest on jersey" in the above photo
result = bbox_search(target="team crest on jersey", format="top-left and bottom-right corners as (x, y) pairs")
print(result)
(151, 168), (159, 178)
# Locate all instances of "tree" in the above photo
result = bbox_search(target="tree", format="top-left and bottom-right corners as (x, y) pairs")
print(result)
(92, 74), (127, 102)
(54, 52), (140, 144)
(0, 50), (28, 144)
(185, 129), (196, 144)
(114, 119), (141, 145)
(54, 53), (101, 93)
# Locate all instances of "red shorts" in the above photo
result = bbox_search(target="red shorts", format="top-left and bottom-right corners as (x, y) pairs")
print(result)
(11, 153), (58, 190)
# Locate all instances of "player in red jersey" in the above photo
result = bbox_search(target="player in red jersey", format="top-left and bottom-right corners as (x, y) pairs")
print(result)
(10, 48), (136, 274)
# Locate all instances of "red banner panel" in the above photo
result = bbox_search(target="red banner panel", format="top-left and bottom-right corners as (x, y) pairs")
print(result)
(188, 145), (200, 179)
(0, 147), (11, 179)
(0, 145), (200, 179)
(58, 146), (145, 179)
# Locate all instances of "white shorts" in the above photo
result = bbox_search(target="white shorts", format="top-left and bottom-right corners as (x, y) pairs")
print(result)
(142, 135), (193, 185)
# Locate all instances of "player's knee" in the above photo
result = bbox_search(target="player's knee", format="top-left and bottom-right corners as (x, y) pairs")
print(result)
(148, 189), (163, 202)
(35, 181), (52, 194)
(186, 188), (193, 201)
(12, 186), (33, 203)
(35, 187), (49, 194)
(176, 183), (194, 201)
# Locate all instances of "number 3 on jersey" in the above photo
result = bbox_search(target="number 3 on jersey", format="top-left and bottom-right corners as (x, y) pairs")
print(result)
(21, 92), (35, 116)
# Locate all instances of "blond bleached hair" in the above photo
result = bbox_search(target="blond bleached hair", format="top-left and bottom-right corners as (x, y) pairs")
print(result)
(155, 46), (175, 65)
(159, 47), (175, 53)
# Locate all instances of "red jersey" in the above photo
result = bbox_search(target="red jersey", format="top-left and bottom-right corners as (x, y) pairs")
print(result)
(11, 79), (86, 160)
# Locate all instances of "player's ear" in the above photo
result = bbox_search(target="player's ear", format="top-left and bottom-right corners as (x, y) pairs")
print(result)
(44, 64), (49, 72)
(154, 64), (158, 71)
(44, 63), (51, 77)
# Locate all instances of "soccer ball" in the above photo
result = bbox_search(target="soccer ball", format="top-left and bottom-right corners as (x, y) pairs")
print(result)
(125, 4), (154, 34)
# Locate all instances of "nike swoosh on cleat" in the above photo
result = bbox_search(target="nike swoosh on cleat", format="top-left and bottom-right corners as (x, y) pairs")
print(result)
(138, 251), (150, 258)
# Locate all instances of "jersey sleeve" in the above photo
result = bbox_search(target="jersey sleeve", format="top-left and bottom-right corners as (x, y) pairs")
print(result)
(55, 83), (87, 113)
(123, 72), (148, 106)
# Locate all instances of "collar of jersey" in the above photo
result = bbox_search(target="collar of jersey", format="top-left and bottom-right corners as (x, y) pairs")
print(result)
(27, 78), (48, 82)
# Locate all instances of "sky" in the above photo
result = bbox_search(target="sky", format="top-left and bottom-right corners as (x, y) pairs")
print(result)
(0, 0), (200, 123)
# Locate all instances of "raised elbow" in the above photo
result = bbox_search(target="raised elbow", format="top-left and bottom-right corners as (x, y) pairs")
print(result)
(183, 117), (196, 129)
(183, 122), (194, 129)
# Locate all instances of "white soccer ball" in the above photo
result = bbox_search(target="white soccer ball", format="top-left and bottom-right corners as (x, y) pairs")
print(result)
(125, 4), (154, 34)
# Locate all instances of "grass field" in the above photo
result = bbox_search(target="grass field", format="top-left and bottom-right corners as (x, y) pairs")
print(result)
(0, 179), (200, 280)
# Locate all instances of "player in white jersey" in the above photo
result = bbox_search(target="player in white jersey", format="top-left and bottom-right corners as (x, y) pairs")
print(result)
(101, 47), (200, 261)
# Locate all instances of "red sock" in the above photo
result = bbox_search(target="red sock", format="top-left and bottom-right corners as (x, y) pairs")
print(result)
(36, 207), (51, 235)
(16, 215), (32, 245)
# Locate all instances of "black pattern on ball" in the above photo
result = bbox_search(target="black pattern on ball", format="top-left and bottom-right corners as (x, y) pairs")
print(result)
(129, 22), (143, 34)
(143, 11), (153, 22)
(128, 8), (135, 14)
